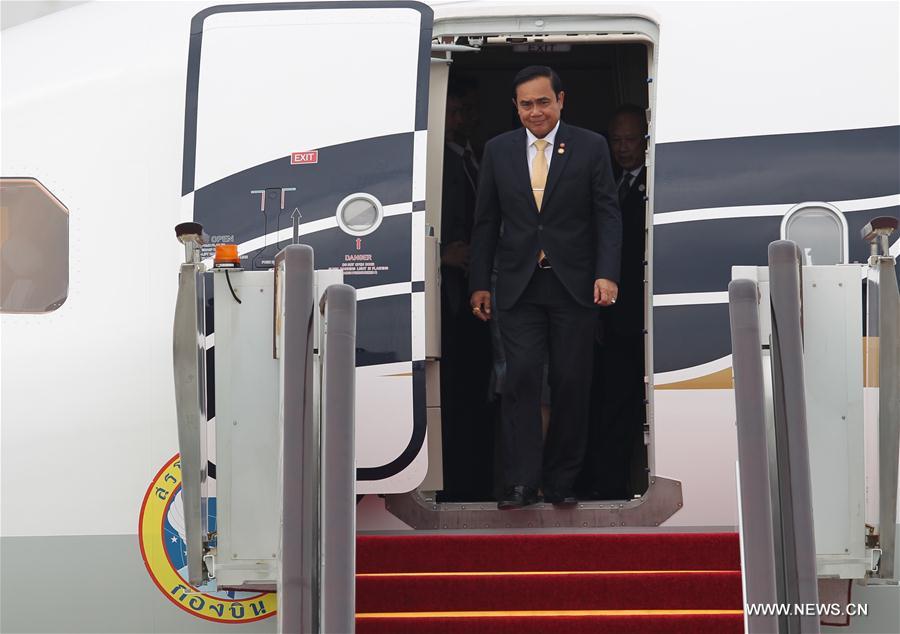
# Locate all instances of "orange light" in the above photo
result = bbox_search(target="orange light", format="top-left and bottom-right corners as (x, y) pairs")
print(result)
(214, 244), (241, 268)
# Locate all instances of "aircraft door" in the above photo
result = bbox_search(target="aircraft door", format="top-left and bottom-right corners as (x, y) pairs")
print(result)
(181, 2), (434, 494)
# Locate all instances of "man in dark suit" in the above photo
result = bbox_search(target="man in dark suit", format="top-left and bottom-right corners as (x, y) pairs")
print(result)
(469, 66), (622, 509)
(582, 104), (649, 499)
(439, 84), (495, 501)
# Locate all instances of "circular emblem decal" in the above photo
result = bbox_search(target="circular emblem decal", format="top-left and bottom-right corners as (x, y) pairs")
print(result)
(139, 454), (277, 623)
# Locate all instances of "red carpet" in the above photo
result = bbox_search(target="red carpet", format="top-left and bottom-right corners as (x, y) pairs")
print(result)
(356, 533), (744, 633)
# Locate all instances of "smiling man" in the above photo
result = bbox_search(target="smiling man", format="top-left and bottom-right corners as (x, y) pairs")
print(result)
(468, 66), (622, 509)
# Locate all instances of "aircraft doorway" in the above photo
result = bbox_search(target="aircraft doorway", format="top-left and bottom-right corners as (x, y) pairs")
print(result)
(434, 38), (651, 506)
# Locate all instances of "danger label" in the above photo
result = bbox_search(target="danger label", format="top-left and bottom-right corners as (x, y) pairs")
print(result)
(341, 253), (389, 276)
(291, 151), (318, 165)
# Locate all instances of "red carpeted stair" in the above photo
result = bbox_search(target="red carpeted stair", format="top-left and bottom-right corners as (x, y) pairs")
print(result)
(356, 533), (744, 633)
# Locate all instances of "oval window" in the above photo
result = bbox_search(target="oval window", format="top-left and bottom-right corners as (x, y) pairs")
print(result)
(336, 193), (383, 236)
(0, 178), (69, 313)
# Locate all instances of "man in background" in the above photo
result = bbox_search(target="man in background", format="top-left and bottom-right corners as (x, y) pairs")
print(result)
(582, 104), (649, 499)
(439, 79), (494, 501)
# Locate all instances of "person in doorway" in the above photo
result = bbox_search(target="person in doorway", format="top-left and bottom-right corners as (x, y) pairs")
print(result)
(440, 79), (481, 292)
(581, 103), (649, 499)
(439, 80), (495, 501)
(469, 66), (622, 509)
(440, 84), (478, 301)
(445, 78), (482, 163)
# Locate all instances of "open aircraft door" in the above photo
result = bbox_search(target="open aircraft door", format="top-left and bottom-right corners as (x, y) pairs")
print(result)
(181, 2), (434, 495)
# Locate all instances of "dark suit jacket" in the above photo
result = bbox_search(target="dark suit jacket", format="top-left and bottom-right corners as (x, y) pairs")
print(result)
(603, 165), (647, 337)
(469, 122), (622, 310)
(441, 145), (475, 316)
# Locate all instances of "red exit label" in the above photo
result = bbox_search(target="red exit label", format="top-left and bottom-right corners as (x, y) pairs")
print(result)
(291, 150), (318, 165)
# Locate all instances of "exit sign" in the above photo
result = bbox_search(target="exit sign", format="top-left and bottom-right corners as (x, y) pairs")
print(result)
(291, 151), (318, 165)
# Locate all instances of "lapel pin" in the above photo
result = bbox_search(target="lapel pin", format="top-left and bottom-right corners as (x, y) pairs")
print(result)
(638, 183), (646, 192)
(557, 142), (566, 155)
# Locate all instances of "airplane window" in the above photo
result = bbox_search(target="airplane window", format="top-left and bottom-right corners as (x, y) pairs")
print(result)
(344, 199), (378, 229)
(0, 178), (69, 313)
(781, 202), (847, 265)
(336, 193), (383, 236)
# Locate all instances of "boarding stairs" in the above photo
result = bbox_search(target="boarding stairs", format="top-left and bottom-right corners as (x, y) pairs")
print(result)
(730, 217), (900, 633)
(355, 532), (744, 633)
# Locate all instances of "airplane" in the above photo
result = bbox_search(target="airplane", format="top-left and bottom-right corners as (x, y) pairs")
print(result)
(1, 1), (898, 632)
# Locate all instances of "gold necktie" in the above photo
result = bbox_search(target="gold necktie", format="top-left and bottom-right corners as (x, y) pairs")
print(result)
(531, 139), (549, 210)
(532, 139), (549, 264)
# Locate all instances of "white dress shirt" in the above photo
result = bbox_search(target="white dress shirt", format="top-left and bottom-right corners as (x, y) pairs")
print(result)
(447, 140), (479, 190)
(446, 140), (479, 167)
(618, 165), (643, 188)
(525, 120), (560, 179)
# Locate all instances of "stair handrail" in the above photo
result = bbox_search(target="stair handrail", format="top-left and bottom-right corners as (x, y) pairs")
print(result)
(172, 222), (209, 586)
(863, 217), (900, 580)
(275, 244), (317, 634)
(729, 278), (780, 634)
(275, 246), (358, 634)
(767, 240), (820, 633)
(320, 283), (358, 634)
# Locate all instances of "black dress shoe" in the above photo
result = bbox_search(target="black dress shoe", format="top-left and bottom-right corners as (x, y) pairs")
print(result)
(498, 485), (540, 510)
(543, 490), (578, 508)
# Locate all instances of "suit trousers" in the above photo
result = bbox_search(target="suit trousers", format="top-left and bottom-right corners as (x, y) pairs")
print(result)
(498, 267), (596, 493)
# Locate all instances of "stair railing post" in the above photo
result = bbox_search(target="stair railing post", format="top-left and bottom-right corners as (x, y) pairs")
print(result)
(767, 241), (820, 634)
(275, 245), (317, 634)
(729, 279), (780, 634)
(320, 284), (358, 634)
(172, 223), (209, 587)
(862, 218), (900, 580)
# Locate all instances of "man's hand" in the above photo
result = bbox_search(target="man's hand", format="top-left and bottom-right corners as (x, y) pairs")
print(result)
(470, 290), (492, 321)
(441, 241), (470, 270)
(594, 278), (618, 306)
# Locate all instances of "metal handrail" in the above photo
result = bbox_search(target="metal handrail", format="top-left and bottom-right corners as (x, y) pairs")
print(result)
(871, 255), (900, 580)
(275, 244), (316, 634)
(320, 284), (358, 634)
(172, 228), (208, 587)
(860, 217), (899, 580)
(767, 240), (820, 633)
(729, 278), (779, 634)
(276, 247), (358, 634)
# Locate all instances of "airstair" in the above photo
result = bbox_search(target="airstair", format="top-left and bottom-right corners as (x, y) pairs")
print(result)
(170, 214), (899, 633)
(172, 224), (357, 633)
(730, 217), (900, 633)
(356, 532), (743, 633)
